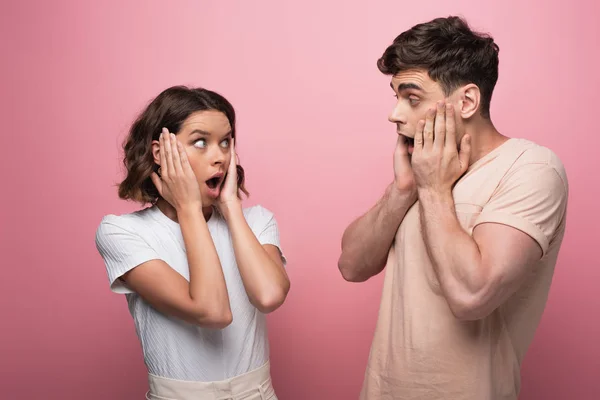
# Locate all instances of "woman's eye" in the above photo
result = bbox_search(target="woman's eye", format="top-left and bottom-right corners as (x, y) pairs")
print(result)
(193, 139), (207, 148)
(220, 139), (230, 148)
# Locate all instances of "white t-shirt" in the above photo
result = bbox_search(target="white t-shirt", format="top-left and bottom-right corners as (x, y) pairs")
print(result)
(95, 204), (286, 381)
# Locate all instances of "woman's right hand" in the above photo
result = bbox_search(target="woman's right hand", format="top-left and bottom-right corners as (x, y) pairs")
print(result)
(150, 128), (202, 211)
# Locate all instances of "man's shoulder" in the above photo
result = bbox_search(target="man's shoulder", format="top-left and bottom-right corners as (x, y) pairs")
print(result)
(508, 138), (568, 190)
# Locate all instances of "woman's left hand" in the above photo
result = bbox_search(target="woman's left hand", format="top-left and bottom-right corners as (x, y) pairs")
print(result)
(216, 138), (242, 220)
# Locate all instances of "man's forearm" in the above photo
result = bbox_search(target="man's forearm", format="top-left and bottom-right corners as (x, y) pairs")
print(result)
(418, 189), (486, 313)
(339, 183), (417, 282)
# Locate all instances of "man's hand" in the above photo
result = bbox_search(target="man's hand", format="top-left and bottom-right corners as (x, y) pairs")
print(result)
(394, 134), (416, 193)
(412, 101), (471, 194)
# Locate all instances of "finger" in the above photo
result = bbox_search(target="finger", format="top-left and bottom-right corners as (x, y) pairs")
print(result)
(423, 108), (435, 149)
(458, 134), (471, 173)
(231, 138), (237, 167)
(150, 172), (163, 195)
(433, 101), (445, 150)
(170, 133), (183, 175)
(445, 103), (457, 149)
(229, 138), (237, 175)
(159, 128), (169, 178)
(414, 120), (425, 154)
(164, 132), (175, 178)
(177, 141), (191, 172)
(395, 135), (408, 156)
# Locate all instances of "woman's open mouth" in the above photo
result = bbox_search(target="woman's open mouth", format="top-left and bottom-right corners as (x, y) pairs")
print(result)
(205, 173), (224, 198)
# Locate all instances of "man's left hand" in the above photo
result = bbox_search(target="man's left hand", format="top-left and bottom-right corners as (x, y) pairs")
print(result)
(412, 101), (471, 194)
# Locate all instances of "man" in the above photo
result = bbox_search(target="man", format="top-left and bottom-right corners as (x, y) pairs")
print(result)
(338, 16), (568, 400)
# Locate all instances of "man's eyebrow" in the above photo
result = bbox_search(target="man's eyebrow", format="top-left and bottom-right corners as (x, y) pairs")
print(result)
(392, 82), (424, 92)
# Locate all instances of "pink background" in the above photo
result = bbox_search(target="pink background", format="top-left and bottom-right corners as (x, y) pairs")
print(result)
(3, 1), (599, 399)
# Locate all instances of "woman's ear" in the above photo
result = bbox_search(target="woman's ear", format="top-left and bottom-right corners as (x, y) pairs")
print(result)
(152, 140), (161, 166)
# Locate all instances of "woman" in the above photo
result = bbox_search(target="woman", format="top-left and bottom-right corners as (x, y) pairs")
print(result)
(95, 86), (289, 399)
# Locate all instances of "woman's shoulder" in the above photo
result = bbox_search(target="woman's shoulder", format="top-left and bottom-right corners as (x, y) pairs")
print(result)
(242, 204), (275, 221)
(96, 207), (155, 238)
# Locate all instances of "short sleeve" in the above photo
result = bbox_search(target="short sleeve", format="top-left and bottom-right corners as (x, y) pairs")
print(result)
(473, 163), (568, 257)
(95, 216), (161, 294)
(246, 206), (287, 266)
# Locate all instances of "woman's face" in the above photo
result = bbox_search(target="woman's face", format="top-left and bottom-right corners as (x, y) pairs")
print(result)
(155, 110), (233, 206)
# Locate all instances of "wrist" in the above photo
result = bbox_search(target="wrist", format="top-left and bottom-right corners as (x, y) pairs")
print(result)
(176, 203), (204, 219)
(220, 200), (243, 221)
(417, 186), (453, 205)
(388, 182), (418, 204)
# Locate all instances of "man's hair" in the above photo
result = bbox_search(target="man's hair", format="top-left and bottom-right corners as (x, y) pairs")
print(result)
(378, 16), (499, 118)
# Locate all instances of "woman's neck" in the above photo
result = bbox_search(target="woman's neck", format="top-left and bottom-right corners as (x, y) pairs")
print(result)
(155, 198), (213, 222)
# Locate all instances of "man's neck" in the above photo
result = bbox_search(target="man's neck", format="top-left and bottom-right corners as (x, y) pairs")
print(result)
(464, 119), (508, 165)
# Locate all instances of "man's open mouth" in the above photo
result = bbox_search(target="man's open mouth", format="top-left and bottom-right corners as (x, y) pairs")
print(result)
(399, 133), (415, 147)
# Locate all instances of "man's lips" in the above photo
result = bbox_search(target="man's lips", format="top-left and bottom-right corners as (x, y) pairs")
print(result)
(398, 132), (415, 144)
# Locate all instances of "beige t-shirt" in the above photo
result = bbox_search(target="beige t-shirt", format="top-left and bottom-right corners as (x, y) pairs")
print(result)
(360, 138), (569, 400)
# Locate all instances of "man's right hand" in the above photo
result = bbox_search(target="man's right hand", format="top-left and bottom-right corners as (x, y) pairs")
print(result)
(338, 134), (419, 282)
(394, 135), (417, 193)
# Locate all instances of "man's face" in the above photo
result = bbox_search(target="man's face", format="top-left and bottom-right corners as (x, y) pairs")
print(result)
(389, 69), (462, 154)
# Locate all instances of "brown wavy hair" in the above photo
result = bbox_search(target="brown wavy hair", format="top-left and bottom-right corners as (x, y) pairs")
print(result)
(378, 16), (499, 119)
(118, 86), (249, 204)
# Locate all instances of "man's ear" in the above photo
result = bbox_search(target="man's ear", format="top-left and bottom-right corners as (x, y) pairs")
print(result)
(457, 84), (481, 119)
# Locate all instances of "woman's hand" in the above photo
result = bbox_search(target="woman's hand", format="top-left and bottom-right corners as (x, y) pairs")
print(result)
(150, 128), (202, 212)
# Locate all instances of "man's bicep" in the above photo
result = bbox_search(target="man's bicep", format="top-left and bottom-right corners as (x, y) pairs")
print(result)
(473, 222), (542, 305)
(473, 162), (567, 257)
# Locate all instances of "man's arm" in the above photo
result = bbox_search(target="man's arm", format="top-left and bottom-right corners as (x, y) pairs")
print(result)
(418, 189), (543, 320)
(338, 183), (416, 282)
(412, 101), (567, 320)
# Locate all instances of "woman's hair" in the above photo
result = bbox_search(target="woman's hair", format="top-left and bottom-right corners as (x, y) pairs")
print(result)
(118, 86), (249, 204)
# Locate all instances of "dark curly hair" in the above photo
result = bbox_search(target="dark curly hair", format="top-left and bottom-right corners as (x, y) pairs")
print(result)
(118, 86), (249, 204)
(378, 16), (499, 119)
